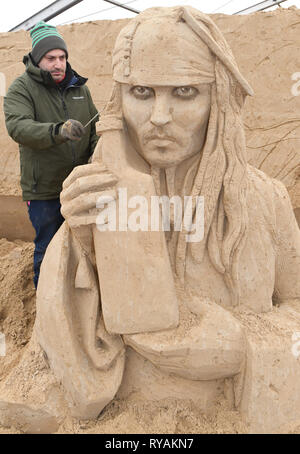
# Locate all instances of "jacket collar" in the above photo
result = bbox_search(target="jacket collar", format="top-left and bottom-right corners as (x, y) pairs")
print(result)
(23, 53), (88, 89)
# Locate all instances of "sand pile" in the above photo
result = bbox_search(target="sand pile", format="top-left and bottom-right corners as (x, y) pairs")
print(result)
(55, 397), (248, 434)
(0, 239), (35, 378)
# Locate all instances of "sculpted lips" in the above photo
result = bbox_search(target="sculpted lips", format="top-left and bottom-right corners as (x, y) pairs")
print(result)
(143, 133), (177, 145)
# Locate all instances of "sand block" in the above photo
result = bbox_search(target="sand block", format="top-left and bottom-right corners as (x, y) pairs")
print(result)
(237, 303), (300, 433)
(93, 128), (179, 335)
(0, 399), (60, 434)
(94, 226), (179, 335)
(0, 195), (34, 242)
(93, 185), (179, 335)
(0, 334), (67, 434)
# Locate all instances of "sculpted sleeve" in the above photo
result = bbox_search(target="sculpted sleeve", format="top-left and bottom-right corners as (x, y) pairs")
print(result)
(35, 222), (125, 418)
(273, 180), (300, 301)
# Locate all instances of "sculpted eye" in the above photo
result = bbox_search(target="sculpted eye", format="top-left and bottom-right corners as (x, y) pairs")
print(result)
(131, 86), (154, 100)
(173, 86), (199, 99)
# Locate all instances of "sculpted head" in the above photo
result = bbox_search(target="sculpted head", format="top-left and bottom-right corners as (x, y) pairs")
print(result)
(116, 9), (215, 168)
(110, 6), (253, 169)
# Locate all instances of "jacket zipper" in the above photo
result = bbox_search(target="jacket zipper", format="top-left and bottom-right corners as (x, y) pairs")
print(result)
(32, 160), (39, 193)
(58, 88), (76, 167)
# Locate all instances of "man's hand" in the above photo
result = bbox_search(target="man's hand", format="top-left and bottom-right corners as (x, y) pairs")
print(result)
(60, 163), (118, 229)
(60, 119), (86, 141)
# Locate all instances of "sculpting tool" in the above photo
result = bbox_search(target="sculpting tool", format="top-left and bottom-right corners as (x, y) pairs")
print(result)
(84, 112), (99, 128)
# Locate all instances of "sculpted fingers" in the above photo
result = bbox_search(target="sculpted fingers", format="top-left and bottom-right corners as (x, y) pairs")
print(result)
(68, 193), (116, 228)
(62, 163), (110, 190)
(61, 173), (118, 202)
(61, 190), (117, 226)
(61, 192), (100, 219)
(60, 162), (119, 228)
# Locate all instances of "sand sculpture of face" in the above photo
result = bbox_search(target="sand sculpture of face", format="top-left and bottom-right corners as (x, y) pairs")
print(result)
(112, 7), (252, 171)
(121, 83), (211, 168)
(118, 11), (214, 169)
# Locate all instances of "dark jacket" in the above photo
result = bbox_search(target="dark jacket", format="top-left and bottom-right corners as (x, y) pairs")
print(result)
(4, 54), (99, 200)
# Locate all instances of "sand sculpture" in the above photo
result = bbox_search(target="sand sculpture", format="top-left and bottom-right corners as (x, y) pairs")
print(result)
(2, 6), (299, 433)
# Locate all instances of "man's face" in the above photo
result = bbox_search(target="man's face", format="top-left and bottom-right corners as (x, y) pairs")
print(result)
(121, 83), (211, 168)
(38, 49), (67, 82)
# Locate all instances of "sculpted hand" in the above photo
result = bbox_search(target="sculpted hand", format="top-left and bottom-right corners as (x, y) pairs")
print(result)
(60, 163), (118, 229)
(60, 119), (86, 141)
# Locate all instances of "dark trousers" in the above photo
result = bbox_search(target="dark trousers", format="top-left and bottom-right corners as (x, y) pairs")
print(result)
(27, 199), (64, 289)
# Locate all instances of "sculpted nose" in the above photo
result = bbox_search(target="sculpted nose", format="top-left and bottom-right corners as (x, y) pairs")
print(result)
(150, 98), (172, 126)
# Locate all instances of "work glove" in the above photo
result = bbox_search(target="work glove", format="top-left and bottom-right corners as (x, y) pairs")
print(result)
(60, 119), (86, 141)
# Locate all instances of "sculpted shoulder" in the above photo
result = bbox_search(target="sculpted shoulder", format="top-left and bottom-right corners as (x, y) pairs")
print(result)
(246, 164), (292, 210)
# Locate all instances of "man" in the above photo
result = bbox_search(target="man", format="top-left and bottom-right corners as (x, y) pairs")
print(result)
(33, 7), (300, 418)
(4, 21), (99, 288)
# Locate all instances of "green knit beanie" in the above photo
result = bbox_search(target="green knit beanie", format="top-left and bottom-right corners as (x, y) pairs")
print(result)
(30, 21), (68, 64)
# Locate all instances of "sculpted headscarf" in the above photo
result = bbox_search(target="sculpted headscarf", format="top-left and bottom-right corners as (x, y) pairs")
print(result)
(97, 6), (254, 306)
(112, 6), (252, 94)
